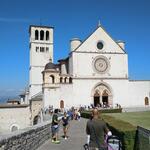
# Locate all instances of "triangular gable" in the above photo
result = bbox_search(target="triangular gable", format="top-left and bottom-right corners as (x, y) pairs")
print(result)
(73, 25), (126, 53)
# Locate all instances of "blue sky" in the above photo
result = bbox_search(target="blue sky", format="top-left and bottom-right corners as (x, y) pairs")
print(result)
(0, 0), (150, 98)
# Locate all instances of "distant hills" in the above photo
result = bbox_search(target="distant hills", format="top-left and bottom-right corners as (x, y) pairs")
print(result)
(0, 96), (8, 103)
(0, 95), (20, 104)
(0, 89), (21, 104)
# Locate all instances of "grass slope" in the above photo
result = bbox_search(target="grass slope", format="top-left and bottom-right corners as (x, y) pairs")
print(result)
(106, 111), (150, 129)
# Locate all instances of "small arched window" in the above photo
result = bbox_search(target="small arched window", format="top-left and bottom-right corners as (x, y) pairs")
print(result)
(33, 115), (41, 125)
(46, 31), (49, 41)
(60, 77), (63, 83)
(10, 124), (19, 132)
(35, 30), (39, 40)
(60, 100), (64, 109)
(11, 126), (18, 132)
(50, 75), (55, 84)
(40, 30), (44, 40)
(64, 77), (67, 83)
(145, 97), (149, 106)
(69, 77), (72, 83)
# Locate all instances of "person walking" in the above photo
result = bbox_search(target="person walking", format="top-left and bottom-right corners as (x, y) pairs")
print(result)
(77, 110), (81, 121)
(86, 108), (111, 150)
(51, 109), (60, 144)
(62, 112), (69, 140)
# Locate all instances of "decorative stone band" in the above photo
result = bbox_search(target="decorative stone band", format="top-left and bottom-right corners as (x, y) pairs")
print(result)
(0, 121), (51, 150)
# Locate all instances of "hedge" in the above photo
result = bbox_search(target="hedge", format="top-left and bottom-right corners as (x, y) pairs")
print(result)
(81, 108), (122, 114)
(81, 111), (137, 150)
(102, 115), (137, 150)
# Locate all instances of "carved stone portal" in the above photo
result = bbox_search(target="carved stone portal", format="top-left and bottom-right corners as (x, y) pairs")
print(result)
(93, 83), (112, 107)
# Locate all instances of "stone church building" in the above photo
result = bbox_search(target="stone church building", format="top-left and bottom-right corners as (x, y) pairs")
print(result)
(29, 24), (150, 109)
(0, 24), (150, 133)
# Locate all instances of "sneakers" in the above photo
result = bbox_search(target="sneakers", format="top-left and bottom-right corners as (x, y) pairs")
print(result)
(51, 139), (60, 144)
(54, 140), (60, 144)
(64, 137), (67, 140)
(51, 139), (55, 143)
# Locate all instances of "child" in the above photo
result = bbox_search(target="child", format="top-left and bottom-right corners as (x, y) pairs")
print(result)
(62, 112), (69, 139)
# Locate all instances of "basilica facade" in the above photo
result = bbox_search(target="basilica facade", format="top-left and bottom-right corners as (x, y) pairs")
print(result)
(29, 24), (150, 109)
(1, 24), (150, 133)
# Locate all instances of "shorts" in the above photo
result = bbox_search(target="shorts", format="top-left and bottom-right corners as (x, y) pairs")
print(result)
(51, 125), (59, 135)
(63, 123), (69, 128)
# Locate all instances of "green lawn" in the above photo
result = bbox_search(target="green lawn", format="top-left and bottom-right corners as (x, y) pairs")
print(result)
(106, 111), (150, 129)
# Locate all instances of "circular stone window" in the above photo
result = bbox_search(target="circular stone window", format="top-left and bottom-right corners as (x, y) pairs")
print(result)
(97, 41), (104, 50)
(93, 56), (110, 74)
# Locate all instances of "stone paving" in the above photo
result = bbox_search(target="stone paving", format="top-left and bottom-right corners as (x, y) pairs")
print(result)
(37, 118), (87, 150)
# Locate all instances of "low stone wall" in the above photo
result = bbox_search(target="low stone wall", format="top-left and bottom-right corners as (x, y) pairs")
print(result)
(0, 121), (51, 150)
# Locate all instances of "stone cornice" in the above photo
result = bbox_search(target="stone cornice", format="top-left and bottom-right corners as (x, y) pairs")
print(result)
(73, 77), (128, 80)
(72, 51), (126, 55)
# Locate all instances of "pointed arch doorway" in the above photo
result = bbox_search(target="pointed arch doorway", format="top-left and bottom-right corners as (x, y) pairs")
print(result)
(92, 83), (112, 107)
(102, 90), (109, 107)
(94, 90), (100, 107)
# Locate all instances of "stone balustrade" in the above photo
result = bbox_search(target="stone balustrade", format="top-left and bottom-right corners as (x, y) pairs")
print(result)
(0, 121), (51, 150)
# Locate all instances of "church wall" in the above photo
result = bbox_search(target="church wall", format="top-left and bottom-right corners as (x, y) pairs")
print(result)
(128, 81), (150, 107)
(29, 85), (42, 99)
(43, 78), (150, 109)
(43, 88), (60, 109)
(29, 66), (44, 98)
(0, 106), (31, 133)
(30, 67), (43, 84)
(105, 80), (129, 107)
(72, 52), (128, 78)
(71, 79), (150, 108)
(72, 79), (129, 108)
(69, 55), (73, 75)
(43, 78), (149, 109)
(60, 63), (67, 74)
(43, 84), (73, 109)
(30, 43), (53, 66)
(59, 84), (73, 108)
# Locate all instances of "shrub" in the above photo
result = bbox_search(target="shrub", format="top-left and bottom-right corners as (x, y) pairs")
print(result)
(99, 108), (122, 113)
(81, 111), (91, 118)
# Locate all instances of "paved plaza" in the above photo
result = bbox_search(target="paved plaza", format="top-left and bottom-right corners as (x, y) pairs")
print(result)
(37, 118), (87, 150)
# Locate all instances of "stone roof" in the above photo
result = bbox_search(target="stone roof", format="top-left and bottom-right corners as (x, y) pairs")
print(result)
(31, 92), (42, 101)
(44, 62), (56, 70)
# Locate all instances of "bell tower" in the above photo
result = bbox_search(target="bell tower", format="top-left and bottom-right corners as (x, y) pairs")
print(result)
(29, 25), (54, 99)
